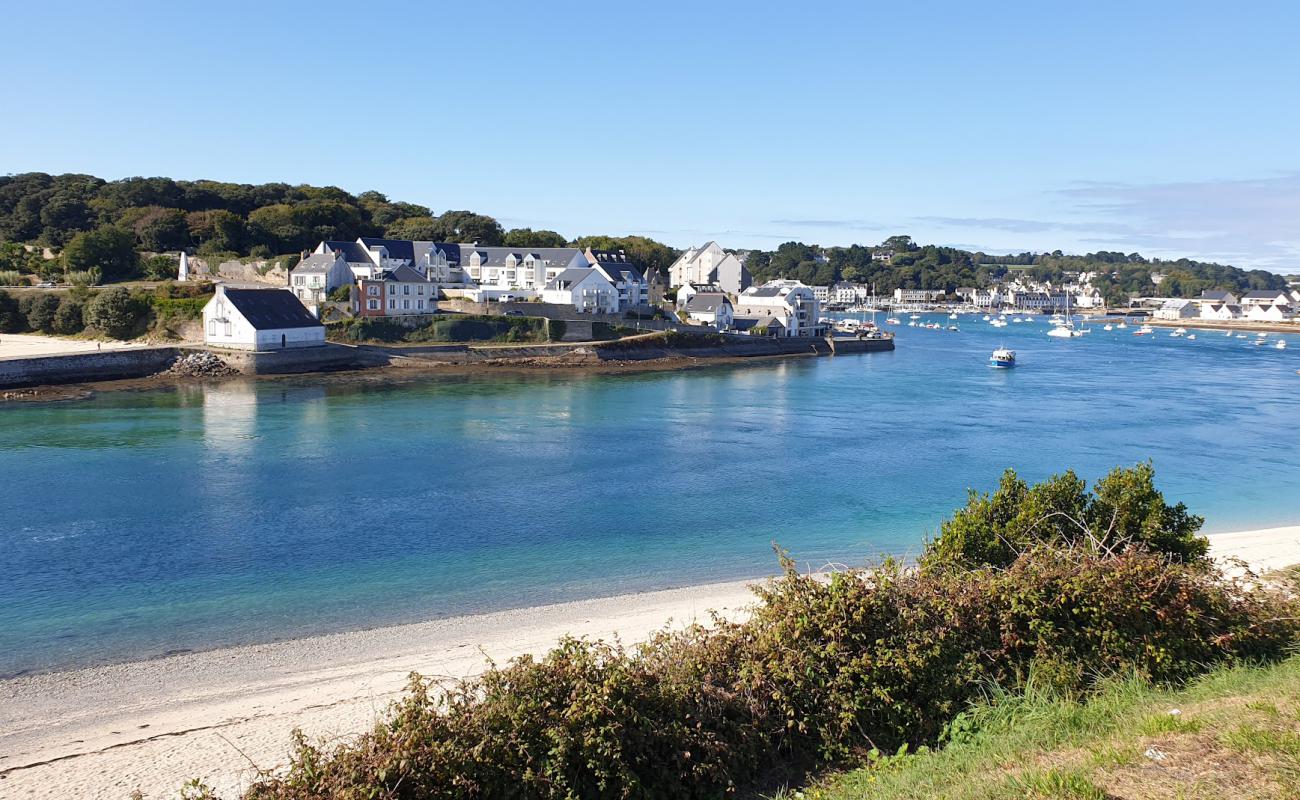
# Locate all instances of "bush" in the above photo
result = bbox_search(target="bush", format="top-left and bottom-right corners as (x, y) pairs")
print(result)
(23, 293), (60, 332)
(66, 268), (102, 287)
(237, 468), (1299, 800)
(922, 463), (1207, 571)
(85, 287), (143, 339)
(0, 290), (24, 332)
(53, 296), (86, 334)
(142, 254), (178, 280)
(0, 270), (24, 286)
(329, 314), (550, 344)
(327, 285), (352, 303)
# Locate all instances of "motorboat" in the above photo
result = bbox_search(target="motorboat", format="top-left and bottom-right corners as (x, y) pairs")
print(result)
(1103, 324), (1113, 331)
(1187, 334), (1197, 340)
(1277, 339), (1288, 350)
(982, 315), (991, 321)
(949, 312), (959, 320)
(989, 347), (1016, 368)
(885, 317), (901, 325)
(1116, 322), (1128, 329)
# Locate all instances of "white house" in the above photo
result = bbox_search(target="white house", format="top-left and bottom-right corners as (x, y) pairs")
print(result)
(463, 246), (588, 292)
(676, 282), (723, 309)
(1155, 298), (1198, 320)
(203, 285), (326, 350)
(732, 280), (822, 337)
(682, 292), (733, 330)
(667, 242), (752, 295)
(585, 248), (648, 310)
(313, 238), (468, 286)
(540, 268), (619, 313)
(1200, 302), (1242, 320)
(831, 282), (864, 305)
(290, 251), (354, 310)
(1241, 289), (1293, 307)
(1199, 289), (1239, 306)
(1245, 303), (1294, 322)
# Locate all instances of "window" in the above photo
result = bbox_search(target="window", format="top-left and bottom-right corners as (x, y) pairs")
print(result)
(368, 299), (379, 310)
(417, 286), (424, 295)
(367, 286), (379, 296)
(207, 320), (215, 335)
(403, 299), (410, 309)
(223, 321), (232, 336)
(403, 285), (410, 295)
(389, 299), (395, 309)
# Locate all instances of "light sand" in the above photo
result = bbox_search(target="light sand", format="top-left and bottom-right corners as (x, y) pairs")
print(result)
(2, 528), (1297, 799)
(0, 333), (151, 359)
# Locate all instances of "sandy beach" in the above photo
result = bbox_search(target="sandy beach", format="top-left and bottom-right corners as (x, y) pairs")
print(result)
(2, 528), (1298, 799)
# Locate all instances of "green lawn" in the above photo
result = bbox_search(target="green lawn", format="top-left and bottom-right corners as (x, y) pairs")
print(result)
(780, 654), (1300, 800)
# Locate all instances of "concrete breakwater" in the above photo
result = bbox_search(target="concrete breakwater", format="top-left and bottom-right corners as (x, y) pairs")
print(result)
(0, 344), (387, 390)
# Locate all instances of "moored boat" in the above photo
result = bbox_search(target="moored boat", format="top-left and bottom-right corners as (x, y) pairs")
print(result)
(989, 347), (1016, 368)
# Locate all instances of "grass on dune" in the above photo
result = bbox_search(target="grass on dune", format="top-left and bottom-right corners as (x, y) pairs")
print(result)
(781, 653), (1300, 800)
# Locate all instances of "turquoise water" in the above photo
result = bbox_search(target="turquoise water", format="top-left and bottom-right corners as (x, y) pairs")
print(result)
(2, 316), (1299, 676)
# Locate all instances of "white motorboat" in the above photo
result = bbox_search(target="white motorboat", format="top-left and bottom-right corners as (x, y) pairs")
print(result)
(1277, 339), (1288, 350)
(989, 347), (1016, 368)
(885, 317), (901, 325)
(1187, 334), (1197, 340)
(1116, 322), (1128, 329)
(1103, 324), (1113, 331)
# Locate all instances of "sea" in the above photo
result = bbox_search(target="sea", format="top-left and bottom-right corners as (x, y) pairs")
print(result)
(2, 313), (1298, 676)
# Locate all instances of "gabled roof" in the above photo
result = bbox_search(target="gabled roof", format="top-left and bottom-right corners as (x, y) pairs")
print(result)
(377, 264), (428, 283)
(293, 253), (341, 274)
(322, 240), (372, 264)
(1242, 289), (1288, 299)
(359, 237), (417, 263)
(1200, 289), (1234, 300)
(222, 288), (323, 330)
(545, 267), (603, 291)
(460, 246), (582, 268)
(684, 293), (731, 313)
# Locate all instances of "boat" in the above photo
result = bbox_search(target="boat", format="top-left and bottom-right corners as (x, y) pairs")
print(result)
(982, 315), (991, 321)
(1187, 334), (1197, 340)
(989, 347), (1016, 368)
(1257, 331), (1269, 338)
(910, 313), (922, 320)
(1277, 339), (1288, 350)
(885, 317), (901, 325)
(948, 312), (959, 320)
(1103, 324), (1113, 331)
(1225, 330), (1234, 337)
(1170, 331), (1183, 338)
(1236, 334), (1248, 339)
(1254, 338), (1266, 346)
(1116, 322), (1128, 329)
(1046, 294), (1083, 338)
(947, 325), (959, 332)
(1175, 327), (1187, 334)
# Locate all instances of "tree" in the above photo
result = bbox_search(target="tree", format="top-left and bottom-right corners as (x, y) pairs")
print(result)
(131, 207), (189, 251)
(62, 225), (140, 281)
(0, 290), (23, 332)
(84, 287), (140, 338)
(570, 235), (679, 276)
(53, 295), (85, 334)
(429, 210), (505, 245)
(23, 293), (60, 332)
(187, 209), (245, 253)
(504, 228), (568, 248)
(38, 195), (94, 245)
(142, 254), (178, 280)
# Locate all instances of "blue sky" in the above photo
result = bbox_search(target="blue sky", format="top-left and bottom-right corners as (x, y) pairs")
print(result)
(4, 0), (1299, 268)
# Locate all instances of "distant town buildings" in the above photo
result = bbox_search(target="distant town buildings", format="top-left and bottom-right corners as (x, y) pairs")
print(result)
(682, 292), (734, 330)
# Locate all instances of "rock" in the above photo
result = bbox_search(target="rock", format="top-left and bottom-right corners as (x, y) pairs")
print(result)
(159, 351), (238, 378)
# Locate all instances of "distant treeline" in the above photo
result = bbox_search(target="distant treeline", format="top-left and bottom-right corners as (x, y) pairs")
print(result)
(744, 235), (1287, 304)
(0, 173), (679, 281)
(0, 173), (1287, 300)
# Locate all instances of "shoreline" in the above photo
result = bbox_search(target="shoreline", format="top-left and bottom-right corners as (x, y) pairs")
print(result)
(2, 527), (1299, 799)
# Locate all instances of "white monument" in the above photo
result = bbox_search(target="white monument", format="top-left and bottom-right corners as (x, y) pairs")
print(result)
(178, 251), (190, 281)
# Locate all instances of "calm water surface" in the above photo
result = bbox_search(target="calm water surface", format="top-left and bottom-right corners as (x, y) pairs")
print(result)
(2, 316), (1299, 675)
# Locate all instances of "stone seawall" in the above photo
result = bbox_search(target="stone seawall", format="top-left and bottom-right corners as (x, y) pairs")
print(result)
(210, 344), (389, 375)
(0, 348), (182, 389)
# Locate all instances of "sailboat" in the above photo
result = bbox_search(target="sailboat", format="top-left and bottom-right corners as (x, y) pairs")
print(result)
(1047, 295), (1082, 338)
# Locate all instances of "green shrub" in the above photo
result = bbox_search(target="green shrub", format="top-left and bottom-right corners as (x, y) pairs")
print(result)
(66, 268), (102, 287)
(237, 467), (1299, 800)
(329, 314), (550, 344)
(53, 296), (86, 334)
(23, 293), (60, 332)
(327, 285), (352, 303)
(142, 254), (178, 280)
(151, 296), (206, 322)
(85, 287), (144, 339)
(922, 463), (1207, 571)
(0, 270), (24, 286)
(546, 319), (566, 341)
(0, 290), (25, 332)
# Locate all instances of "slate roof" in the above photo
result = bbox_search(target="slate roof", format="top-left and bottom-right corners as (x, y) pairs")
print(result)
(461, 246), (583, 268)
(293, 253), (339, 274)
(359, 237), (418, 264)
(587, 249), (646, 284)
(545, 268), (599, 291)
(1242, 289), (1288, 299)
(321, 240), (371, 264)
(223, 289), (324, 330)
(684, 293), (731, 313)
(1200, 289), (1234, 301)
(378, 264), (429, 283)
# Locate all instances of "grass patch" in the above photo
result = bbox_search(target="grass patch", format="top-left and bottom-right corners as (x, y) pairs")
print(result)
(803, 655), (1300, 800)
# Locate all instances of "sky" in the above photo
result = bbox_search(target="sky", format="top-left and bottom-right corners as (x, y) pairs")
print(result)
(3, 0), (1299, 270)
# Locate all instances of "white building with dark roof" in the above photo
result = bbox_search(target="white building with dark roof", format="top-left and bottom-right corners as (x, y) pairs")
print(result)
(585, 248), (648, 310)
(203, 286), (326, 350)
(667, 242), (751, 295)
(290, 251), (353, 310)
(540, 268), (618, 314)
(732, 280), (822, 337)
(682, 292), (733, 330)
